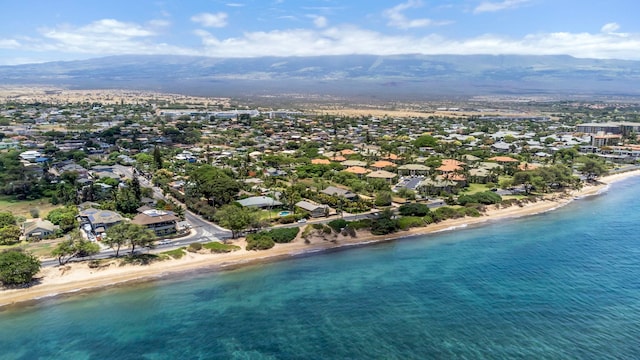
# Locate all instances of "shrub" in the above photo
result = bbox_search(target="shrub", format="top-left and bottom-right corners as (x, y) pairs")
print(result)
(328, 219), (349, 232)
(398, 203), (431, 217)
(349, 219), (372, 230)
(312, 223), (324, 230)
(187, 242), (203, 252)
(397, 216), (425, 230)
(432, 206), (464, 222)
(203, 242), (241, 253)
(322, 225), (332, 234)
(278, 215), (296, 224)
(246, 234), (275, 251)
(162, 248), (186, 259)
(267, 228), (299, 243)
(464, 207), (482, 217)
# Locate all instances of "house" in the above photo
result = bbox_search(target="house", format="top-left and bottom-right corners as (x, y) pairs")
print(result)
(321, 186), (358, 200)
(295, 201), (330, 218)
(22, 219), (59, 239)
(78, 208), (124, 235)
(131, 209), (179, 236)
(366, 170), (398, 183)
(237, 196), (282, 209)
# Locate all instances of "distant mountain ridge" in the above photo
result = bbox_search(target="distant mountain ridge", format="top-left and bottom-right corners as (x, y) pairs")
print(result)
(1, 54), (639, 99)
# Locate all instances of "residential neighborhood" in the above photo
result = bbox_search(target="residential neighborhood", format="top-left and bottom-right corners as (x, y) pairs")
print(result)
(0, 94), (637, 261)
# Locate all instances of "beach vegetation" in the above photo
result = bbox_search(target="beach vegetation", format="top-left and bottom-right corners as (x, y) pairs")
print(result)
(187, 242), (203, 252)
(370, 209), (399, 235)
(328, 219), (349, 232)
(398, 203), (431, 217)
(397, 216), (425, 230)
(577, 157), (607, 181)
(0, 249), (41, 286)
(348, 219), (372, 230)
(246, 233), (275, 251)
(457, 191), (501, 206)
(203, 242), (241, 253)
(51, 230), (100, 265)
(161, 247), (186, 259)
(120, 253), (160, 265)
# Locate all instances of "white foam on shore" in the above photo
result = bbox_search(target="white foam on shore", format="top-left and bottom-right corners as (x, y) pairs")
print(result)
(433, 224), (468, 233)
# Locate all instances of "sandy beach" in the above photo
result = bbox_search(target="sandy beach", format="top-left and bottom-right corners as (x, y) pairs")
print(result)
(1, 170), (638, 308)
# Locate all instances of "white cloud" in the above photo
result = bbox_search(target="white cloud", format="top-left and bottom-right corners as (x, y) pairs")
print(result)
(384, 0), (449, 29)
(309, 15), (328, 28)
(0, 39), (21, 49)
(34, 19), (194, 56)
(474, 0), (530, 14)
(226, 3), (245, 7)
(191, 12), (228, 28)
(192, 25), (640, 60)
(601, 22), (620, 33)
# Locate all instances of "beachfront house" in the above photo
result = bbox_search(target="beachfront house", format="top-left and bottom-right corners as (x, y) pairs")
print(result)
(295, 201), (330, 218)
(78, 208), (124, 236)
(131, 209), (179, 237)
(237, 196), (283, 209)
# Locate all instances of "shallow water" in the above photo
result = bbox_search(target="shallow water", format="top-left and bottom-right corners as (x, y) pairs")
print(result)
(1, 178), (640, 359)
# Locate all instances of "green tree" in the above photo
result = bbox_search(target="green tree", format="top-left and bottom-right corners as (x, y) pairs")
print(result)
(115, 187), (141, 214)
(214, 204), (258, 239)
(51, 230), (100, 265)
(0, 225), (21, 245)
(187, 165), (240, 207)
(0, 249), (41, 285)
(413, 134), (438, 148)
(0, 212), (16, 227)
(370, 208), (399, 235)
(374, 191), (393, 207)
(104, 222), (156, 256)
(46, 206), (79, 233)
(153, 146), (164, 169)
(578, 157), (607, 181)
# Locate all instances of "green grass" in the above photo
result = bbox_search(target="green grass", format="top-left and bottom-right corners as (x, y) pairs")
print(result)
(460, 183), (493, 195)
(0, 196), (62, 219)
(160, 247), (186, 259)
(203, 242), (241, 253)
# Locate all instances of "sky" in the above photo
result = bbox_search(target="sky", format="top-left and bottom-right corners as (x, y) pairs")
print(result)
(0, 0), (639, 65)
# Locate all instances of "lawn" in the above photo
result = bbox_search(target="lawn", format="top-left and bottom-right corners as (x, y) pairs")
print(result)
(0, 196), (61, 219)
(461, 183), (493, 195)
(0, 239), (62, 259)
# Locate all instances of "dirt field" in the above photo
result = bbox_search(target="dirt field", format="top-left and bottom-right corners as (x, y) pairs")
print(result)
(0, 196), (61, 219)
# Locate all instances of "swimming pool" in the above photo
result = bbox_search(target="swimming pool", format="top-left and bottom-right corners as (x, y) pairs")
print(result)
(278, 211), (291, 216)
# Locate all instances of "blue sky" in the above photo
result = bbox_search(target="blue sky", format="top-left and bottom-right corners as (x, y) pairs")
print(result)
(0, 0), (638, 65)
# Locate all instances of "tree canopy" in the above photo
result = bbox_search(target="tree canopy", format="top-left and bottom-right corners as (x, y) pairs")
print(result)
(0, 249), (41, 286)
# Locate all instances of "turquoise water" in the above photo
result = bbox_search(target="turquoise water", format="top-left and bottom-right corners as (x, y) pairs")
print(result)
(2, 179), (640, 359)
(278, 211), (291, 217)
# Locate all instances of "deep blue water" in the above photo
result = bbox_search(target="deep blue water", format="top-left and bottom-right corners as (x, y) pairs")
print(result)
(2, 179), (640, 359)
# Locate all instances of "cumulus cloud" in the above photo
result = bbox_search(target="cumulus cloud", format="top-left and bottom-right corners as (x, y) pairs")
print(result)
(35, 19), (194, 56)
(474, 0), (530, 14)
(191, 12), (228, 28)
(309, 15), (328, 28)
(601, 22), (620, 33)
(384, 0), (449, 29)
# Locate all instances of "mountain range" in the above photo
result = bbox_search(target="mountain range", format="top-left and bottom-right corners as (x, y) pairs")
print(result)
(1, 54), (639, 100)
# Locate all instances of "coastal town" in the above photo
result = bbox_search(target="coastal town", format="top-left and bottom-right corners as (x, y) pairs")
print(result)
(0, 88), (639, 304)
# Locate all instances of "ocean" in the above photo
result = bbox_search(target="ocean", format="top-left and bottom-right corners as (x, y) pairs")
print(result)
(1, 178), (640, 359)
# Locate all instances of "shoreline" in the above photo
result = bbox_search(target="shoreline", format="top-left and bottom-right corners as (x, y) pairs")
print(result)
(1, 170), (639, 308)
